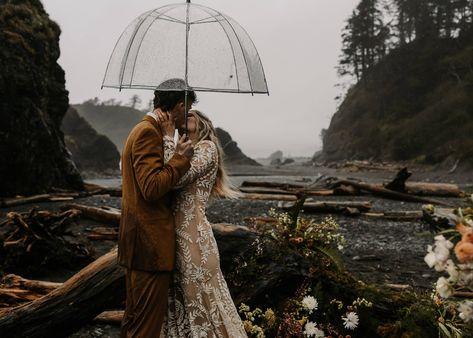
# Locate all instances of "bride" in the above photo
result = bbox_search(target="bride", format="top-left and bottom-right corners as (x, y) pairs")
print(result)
(157, 109), (247, 338)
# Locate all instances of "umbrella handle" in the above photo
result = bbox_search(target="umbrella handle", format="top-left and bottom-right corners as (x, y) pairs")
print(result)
(184, 90), (188, 136)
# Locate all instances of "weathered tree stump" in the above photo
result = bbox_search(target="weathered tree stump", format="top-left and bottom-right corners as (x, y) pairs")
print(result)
(385, 167), (412, 192)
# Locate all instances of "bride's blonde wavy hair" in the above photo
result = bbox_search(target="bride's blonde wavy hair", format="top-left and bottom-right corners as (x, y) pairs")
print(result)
(190, 109), (241, 199)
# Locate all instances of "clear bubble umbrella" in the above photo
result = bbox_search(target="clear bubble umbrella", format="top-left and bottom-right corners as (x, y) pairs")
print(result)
(102, 0), (269, 126)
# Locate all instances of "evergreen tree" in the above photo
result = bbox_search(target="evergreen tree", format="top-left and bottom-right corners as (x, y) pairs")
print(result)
(338, 0), (473, 84)
(392, 0), (418, 43)
(455, 0), (473, 36)
(128, 94), (142, 109)
(338, 0), (389, 82)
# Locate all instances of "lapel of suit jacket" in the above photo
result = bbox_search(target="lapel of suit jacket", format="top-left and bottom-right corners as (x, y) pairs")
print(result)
(142, 114), (163, 136)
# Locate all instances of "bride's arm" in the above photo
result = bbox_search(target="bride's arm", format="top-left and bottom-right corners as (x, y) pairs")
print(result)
(174, 140), (217, 188)
(163, 135), (176, 164)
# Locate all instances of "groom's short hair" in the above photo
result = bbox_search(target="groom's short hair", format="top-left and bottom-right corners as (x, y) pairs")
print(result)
(153, 78), (197, 111)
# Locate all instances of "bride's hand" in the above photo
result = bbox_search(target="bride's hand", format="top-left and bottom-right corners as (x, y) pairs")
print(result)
(155, 109), (175, 137)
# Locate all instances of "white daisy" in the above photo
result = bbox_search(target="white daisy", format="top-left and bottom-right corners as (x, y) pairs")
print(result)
(424, 236), (454, 272)
(342, 311), (359, 330)
(303, 321), (323, 337)
(302, 295), (318, 313)
(313, 327), (325, 338)
(445, 259), (459, 282)
(436, 276), (454, 299)
(458, 300), (473, 322)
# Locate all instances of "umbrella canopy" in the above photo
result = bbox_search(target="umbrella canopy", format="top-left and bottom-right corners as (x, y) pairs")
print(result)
(102, 1), (268, 94)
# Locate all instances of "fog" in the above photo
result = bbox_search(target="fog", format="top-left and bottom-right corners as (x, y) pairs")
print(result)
(41, 0), (359, 158)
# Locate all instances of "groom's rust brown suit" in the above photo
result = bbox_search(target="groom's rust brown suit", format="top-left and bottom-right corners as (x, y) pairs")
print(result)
(118, 114), (190, 338)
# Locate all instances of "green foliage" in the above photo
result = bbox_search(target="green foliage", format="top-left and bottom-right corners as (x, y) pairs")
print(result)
(267, 205), (345, 271)
(391, 301), (438, 338)
(338, 0), (390, 81)
(328, 32), (473, 165)
(330, 0), (473, 166)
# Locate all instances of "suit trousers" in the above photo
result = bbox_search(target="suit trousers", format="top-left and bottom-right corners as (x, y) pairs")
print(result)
(121, 268), (172, 338)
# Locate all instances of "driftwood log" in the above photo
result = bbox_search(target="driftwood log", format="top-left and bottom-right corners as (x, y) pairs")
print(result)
(281, 201), (372, 214)
(0, 184), (122, 209)
(404, 182), (462, 197)
(0, 275), (62, 308)
(0, 194), (76, 208)
(239, 176), (462, 199)
(94, 310), (123, 325)
(0, 224), (263, 337)
(333, 179), (453, 207)
(0, 218), (433, 337)
(83, 183), (122, 197)
(240, 193), (297, 201)
(383, 167), (462, 197)
(240, 187), (335, 197)
(0, 248), (124, 338)
(362, 211), (423, 221)
(340, 160), (403, 172)
(241, 181), (304, 189)
(61, 203), (121, 226)
(86, 227), (119, 241)
(0, 210), (92, 275)
(239, 187), (300, 196)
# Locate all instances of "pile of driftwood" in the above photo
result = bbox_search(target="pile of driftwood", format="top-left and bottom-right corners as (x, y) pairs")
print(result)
(0, 204), (467, 338)
(0, 203), (127, 337)
(0, 221), (261, 338)
(239, 168), (462, 221)
(321, 160), (404, 172)
(0, 183), (121, 209)
(0, 209), (93, 275)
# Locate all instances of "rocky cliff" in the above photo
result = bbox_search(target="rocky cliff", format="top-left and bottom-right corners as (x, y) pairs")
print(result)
(0, 0), (83, 197)
(322, 37), (473, 169)
(62, 108), (120, 177)
(74, 102), (260, 166)
(72, 102), (143, 152)
(216, 128), (261, 166)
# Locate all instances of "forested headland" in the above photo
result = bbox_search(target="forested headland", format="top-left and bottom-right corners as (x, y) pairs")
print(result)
(322, 0), (473, 169)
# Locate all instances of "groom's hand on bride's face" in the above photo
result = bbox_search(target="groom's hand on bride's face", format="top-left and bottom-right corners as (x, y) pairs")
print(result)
(176, 134), (194, 160)
(156, 109), (176, 137)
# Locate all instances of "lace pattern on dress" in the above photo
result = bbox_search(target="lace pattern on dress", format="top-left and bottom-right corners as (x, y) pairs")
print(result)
(162, 137), (247, 338)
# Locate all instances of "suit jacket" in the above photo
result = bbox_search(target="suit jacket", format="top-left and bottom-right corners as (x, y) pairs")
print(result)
(118, 115), (190, 271)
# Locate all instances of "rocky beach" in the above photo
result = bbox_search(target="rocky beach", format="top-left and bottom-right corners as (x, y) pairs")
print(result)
(1, 163), (470, 337)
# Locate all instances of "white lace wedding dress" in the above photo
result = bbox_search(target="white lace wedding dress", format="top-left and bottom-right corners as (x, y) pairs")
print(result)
(161, 136), (247, 338)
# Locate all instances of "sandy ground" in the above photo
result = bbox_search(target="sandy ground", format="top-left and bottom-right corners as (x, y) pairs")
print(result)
(1, 163), (471, 337)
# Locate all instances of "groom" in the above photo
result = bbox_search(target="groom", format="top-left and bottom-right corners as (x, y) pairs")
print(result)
(118, 79), (196, 337)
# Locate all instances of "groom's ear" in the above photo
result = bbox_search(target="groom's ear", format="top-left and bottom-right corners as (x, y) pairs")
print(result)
(176, 101), (185, 111)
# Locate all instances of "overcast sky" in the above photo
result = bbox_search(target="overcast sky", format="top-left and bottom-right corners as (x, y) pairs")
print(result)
(41, 0), (359, 158)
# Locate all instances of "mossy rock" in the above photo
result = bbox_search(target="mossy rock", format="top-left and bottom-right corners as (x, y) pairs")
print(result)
(0, 0), (83, 197)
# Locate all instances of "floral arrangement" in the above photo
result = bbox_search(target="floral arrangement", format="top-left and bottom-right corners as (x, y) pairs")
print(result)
(238, 201), (376, 337)
(424, 202), (473, 337)
(239, 290), (372, 338)
(266, 207), (345, 268)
